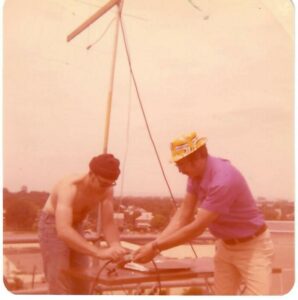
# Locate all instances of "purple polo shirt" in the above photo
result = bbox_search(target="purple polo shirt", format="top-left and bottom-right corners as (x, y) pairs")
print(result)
(187, 155), (264, 239)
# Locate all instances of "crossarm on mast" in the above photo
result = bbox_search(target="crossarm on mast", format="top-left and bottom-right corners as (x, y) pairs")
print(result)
(67, 0), (120, 42)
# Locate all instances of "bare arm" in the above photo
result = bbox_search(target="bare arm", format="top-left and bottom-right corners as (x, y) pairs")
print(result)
(133, 207), (218, 263)
(158, 192), (198, 239)
(101, 189), (121, 246)
(155, 208), (218, 250)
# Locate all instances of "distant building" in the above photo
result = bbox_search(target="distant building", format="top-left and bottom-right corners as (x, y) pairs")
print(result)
(135, 222), (151, 231)
(256, 198), (294, 220)
(135, 212), (153, 231)
(113, 213), (125, 228)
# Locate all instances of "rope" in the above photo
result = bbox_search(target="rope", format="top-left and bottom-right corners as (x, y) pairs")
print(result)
(119, 74), (133, 205)
(118, 15), (198, 258)
(86, 17), (116, 50)
(119, 17), (177, 206)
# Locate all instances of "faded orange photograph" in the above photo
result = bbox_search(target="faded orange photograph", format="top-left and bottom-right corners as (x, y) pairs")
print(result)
(2, 0), (294, 296)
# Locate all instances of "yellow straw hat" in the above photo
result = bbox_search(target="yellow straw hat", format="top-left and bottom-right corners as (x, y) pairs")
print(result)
(170, 132), (207, 163)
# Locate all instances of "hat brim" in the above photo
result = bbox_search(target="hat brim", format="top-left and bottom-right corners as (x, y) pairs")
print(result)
(170, 137), (207, 163)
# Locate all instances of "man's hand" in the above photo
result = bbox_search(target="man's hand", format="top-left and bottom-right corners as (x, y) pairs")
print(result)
(133, 242), (157, 264)
(109, 244), (129, 257)
(98, 245), (129, 261)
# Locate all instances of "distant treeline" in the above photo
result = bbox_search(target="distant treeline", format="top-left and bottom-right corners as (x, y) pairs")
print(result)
(3, 188), (49, 231)
(115, 196), (178, 217)
(3, 188), (294, 232)
(2, 188), (179, 231)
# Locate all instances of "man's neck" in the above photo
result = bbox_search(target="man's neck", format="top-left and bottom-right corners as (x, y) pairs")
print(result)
(192, 157), (208, 181)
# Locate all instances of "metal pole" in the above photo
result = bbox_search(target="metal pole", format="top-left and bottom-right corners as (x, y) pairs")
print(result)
(66, 0), (124, 249)
(97, 1), (124, 242)
(31, 265), (36, 289)
(102, 1), (123, 153)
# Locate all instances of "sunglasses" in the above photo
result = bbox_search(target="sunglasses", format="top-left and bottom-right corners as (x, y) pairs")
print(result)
(96, 176), (116, 188)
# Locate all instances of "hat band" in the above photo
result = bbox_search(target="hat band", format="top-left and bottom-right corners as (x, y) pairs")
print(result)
(173, 135), (201, 153)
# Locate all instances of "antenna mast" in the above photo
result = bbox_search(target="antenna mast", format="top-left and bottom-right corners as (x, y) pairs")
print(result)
(67, 0), (123, 153)
(67, 0), (124, 240)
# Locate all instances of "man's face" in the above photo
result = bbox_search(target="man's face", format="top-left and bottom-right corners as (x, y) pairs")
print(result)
(176, 155), (204, 179)
(95, 175), (116, 189)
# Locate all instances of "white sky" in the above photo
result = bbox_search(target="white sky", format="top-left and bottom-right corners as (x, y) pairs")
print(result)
(2, 0), (294, 200)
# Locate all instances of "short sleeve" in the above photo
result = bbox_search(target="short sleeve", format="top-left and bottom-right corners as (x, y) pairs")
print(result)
(200, 183), (235, 214)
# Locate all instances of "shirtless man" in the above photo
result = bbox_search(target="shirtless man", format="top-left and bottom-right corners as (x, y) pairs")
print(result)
(38, 153), (128, 294)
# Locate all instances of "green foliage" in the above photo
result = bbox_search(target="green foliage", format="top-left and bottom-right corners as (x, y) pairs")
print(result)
(159, 288), (169, 295)
(261, 205), (279, 220)
(3, 189), (48, 210)
(117, 196), (177, 219)
(3, 187), (294, 235)
(3, 188), (49, 231)
(151, 214), (168, 230)
(4, 276), (24, 291)
(5, 197), (39, 230)
(259, 201), (294, 220)
(182, 286), (205, 295)
(124, 210), (141, 227)
(12, 277), (24, 290)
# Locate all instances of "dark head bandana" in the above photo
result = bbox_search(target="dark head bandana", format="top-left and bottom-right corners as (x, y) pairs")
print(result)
(89, 153), (120, 181)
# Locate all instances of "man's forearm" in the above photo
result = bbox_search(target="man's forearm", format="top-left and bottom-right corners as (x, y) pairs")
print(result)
(58, 227), (103, 257)
(103, 223), (121, 246)
(155, 208), (218, 251)
(155, 221), (205, 251)
(158, 207), (190, 239)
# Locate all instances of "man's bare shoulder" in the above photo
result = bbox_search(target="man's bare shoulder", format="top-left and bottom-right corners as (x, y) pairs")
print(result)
(52, 174), (85, 194)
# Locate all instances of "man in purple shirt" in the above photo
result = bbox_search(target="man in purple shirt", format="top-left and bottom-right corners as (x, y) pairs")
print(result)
(133, 132), (274, 295)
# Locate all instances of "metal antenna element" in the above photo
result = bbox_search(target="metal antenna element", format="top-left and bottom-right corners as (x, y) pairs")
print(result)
(188, 0), (202, 11)
(67, 0), (120, 42)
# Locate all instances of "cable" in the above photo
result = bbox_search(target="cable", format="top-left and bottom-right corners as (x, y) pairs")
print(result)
(119, 15), (198, 258)
(118, 258), (162, 295)
(151, 259), (162, 294)
(89, 259), (113, 294)
(86, 17), (116, 50)
(188, 0), (202, 11)
(119, 74), (133, 206)
(119, 16), (177, 206)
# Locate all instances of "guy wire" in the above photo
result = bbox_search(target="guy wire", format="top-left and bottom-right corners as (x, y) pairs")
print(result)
(119, 15), (198, 258)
